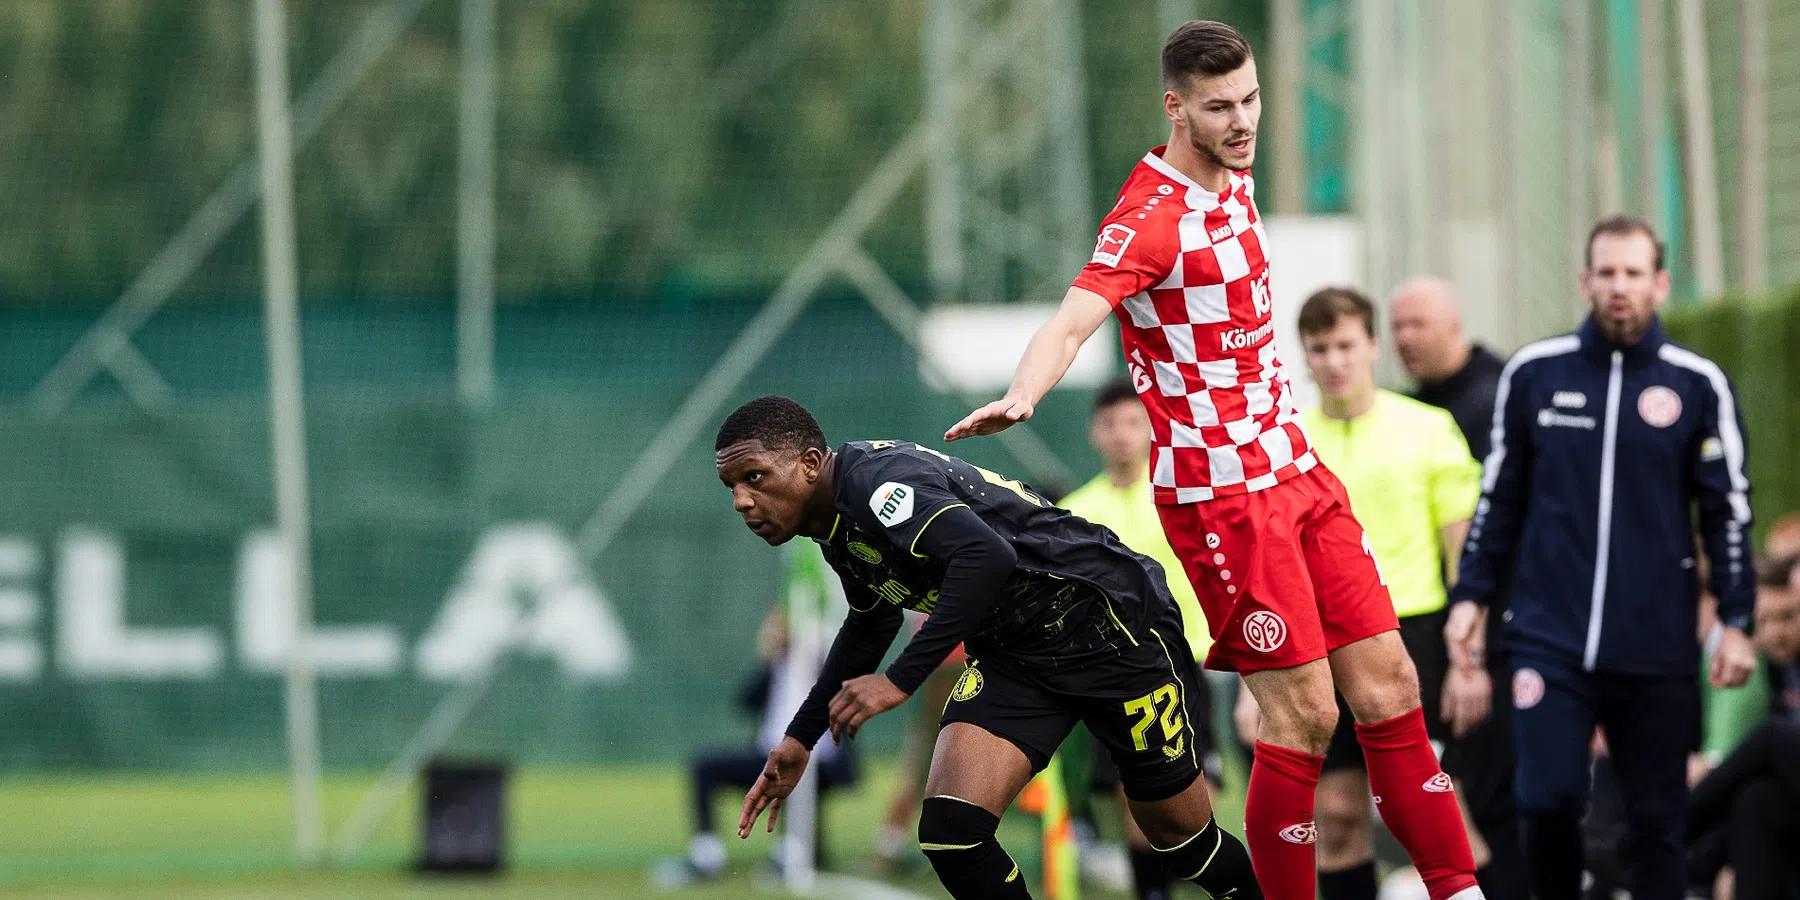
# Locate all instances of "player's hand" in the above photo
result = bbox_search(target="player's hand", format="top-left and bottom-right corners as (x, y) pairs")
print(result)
(828, 674), (908, 743)
(1443, 601), (1483, 669)
(1709, 625), (1757, 688)
(1440, 664), (1491, 738)
(944, 395), (1034, 442)
(737, 736), (810, 838)
(1233, 681), (1261, 744)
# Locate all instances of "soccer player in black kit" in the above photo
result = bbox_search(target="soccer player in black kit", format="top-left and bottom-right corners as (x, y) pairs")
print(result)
(716, 396), (1261, 900)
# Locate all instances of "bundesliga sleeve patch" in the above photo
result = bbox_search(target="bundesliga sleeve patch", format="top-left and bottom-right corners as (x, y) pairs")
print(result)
(1090, 223), (1136, 267)
(870, 482), (916, 526)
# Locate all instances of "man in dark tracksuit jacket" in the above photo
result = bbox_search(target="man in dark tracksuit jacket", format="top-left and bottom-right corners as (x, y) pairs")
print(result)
(1447, 217), (1760, 900)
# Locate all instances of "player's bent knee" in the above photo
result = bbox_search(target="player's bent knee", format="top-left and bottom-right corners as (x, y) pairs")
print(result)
(1268, 694), (1338, 752)
(917, 796), (1029, 898)
(1150, 817), (1265, 900)
(1335, 634), (1423, 722)
(918, 794), (998, 847)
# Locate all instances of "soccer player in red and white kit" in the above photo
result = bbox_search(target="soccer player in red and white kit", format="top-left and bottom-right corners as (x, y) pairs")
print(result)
(947, 21), (1481, 900)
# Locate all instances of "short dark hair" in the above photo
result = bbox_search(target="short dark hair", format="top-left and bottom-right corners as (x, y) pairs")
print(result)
(1297, 287), (1376, 338)
(1758, 554), (1799, 589)
(1586, 214), (1665, 271)
(1093, 377), (1139, 414)
(1162, 20), (1253, 91)
(715, 396), (828, 456)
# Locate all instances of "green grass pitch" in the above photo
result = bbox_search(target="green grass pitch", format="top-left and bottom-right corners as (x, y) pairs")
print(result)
(0, 759), (1245, 898)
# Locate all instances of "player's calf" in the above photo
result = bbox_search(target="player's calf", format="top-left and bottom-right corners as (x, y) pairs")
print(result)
(1130, 772), (1264, 900)
(918, 795), (1032, 899)
(1147, 816), (1263, 900)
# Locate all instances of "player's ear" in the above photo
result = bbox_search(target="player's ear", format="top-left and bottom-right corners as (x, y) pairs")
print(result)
(1163, 89), (1185, 126)
(800, 446), (826, 483)
(1653, 269), (1672, 306)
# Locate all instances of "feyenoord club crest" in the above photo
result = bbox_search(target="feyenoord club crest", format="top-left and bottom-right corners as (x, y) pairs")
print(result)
(1242, 610), (1287, 653)
(950, 667), (984, 702)
(1638, 385), (1682, 428)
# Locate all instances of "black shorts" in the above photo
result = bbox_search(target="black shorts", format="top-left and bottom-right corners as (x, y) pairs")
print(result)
(940, 607), (1206, 802)
(1322, 607), (1451, 773)
(1088, 672), (1219, 791)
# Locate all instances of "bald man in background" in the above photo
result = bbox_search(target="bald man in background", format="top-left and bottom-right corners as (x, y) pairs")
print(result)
(1390, 277), (1507, 460)
(1389, 276), (1526, 900)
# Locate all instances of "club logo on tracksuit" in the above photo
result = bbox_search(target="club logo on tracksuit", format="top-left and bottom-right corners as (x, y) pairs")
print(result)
(1513, 668), (1546, 709)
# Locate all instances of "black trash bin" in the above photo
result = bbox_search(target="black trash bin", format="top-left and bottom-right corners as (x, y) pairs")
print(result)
(419, 758), (509, 874)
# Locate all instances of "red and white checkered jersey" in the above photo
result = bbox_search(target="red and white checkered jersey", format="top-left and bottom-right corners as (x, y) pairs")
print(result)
(1072, 146), (1316, 505)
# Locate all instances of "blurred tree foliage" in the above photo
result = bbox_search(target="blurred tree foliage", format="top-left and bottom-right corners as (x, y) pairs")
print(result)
(0, 0), (1262, 309)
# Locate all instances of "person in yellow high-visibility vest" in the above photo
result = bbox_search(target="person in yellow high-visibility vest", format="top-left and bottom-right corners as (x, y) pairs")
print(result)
(1046, 378), (1224, 900)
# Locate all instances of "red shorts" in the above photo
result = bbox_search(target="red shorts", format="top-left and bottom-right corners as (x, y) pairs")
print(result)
(1156, 466), (1397, 674)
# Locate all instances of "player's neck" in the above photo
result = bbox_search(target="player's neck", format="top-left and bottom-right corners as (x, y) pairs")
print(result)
(798, 452), (840, 539)
(1162, 134), (1233, 192)
(1105, 460), (1146, 490)
(1321, 386), (1377, 421)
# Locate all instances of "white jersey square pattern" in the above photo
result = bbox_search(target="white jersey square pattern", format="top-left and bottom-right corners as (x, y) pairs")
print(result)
(1072, 146), (1316, 505)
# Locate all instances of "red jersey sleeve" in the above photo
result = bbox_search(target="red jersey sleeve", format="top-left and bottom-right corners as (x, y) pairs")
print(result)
(1071, 196), (1181, 307)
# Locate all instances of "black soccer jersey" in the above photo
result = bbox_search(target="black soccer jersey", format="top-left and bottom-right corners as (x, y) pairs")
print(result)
(782, 440), (1185, 749)
(829, 441), (1174, 660)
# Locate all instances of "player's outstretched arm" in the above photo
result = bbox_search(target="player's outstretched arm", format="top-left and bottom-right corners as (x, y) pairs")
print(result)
(945, 287), (1113, 441)
(738, 736), (810, 837)
(786, 597), (904, 748)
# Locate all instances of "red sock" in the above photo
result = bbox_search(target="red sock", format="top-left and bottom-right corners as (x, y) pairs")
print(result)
(1245, 741), (1324, 900)
(1356, 708), (1480, 900)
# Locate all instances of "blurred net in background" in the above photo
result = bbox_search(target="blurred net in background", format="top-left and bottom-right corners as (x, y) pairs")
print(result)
(0, 0), (1794, 892)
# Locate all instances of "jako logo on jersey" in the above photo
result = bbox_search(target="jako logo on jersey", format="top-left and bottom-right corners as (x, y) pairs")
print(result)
(1638, 385), (1682, 428)
(870, 482), (915, 526)
(1553, 391), (1587, 409)
(1220, 319), (1276, 352)
(1422, 772), (1454, 793)
(1209, 223), (1235, 243)
(1243, 610), (1287, 653)
(1277, 823), (1317, 845)
(1091, 224), (1137, 267)
(1513, 668), (1545, 709)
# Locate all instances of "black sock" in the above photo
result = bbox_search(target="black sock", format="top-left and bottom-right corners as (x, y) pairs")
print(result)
(1521, 809), (1585, 900)
(1130, 846), (1173, 900)
(918, 796), (1032, 899)
(1153, 817), (1263, 900)
(1319, 861), (1379, 900)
